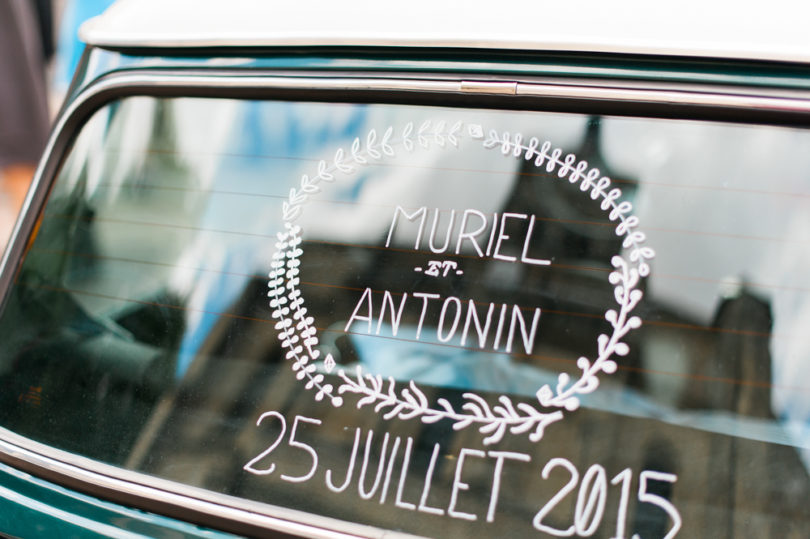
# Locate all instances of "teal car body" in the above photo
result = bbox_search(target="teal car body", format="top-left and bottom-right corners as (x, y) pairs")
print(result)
(2, 1), (810, 537)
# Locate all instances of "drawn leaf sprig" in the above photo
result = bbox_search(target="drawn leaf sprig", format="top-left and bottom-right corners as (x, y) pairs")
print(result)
(337, 367), (563, 445)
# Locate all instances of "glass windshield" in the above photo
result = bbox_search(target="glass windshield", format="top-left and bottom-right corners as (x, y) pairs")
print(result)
(0, 95), (808, 538)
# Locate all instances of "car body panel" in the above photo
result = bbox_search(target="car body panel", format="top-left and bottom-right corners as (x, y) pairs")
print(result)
(2, 2), (810, 538)
(0, 462), (241, 539)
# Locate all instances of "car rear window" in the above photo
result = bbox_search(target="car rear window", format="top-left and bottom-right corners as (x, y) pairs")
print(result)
(1, 95), (809, 537)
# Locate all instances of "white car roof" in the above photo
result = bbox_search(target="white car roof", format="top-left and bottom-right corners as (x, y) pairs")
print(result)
(81, 0), (810, 65)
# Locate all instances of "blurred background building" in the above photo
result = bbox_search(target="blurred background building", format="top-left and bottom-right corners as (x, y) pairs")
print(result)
(0, 0), (112, 250)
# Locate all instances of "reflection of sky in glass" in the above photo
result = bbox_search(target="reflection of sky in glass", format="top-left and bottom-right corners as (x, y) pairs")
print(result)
(174, 101), (372, 375)
(75, 98), (810, 471)
(603, 119), (810, 469)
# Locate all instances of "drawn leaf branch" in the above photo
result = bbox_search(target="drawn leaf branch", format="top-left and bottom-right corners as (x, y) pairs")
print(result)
(336, 367), (564, 445)
(268, 121), (654, 445)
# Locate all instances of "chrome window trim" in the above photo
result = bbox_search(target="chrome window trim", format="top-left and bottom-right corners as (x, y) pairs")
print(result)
(0, 429), (396, 538)
(1, 70), (810, 537)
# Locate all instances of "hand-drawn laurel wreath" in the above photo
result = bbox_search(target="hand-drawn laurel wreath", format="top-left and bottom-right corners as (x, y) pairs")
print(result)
(267, 120), (654, 445)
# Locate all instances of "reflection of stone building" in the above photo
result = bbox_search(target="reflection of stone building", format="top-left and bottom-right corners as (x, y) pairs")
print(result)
(126, 271), (808, 537)
(6, 111), (805, 537)
(680, 287), (774, 417)
(120, 120), (809, 537)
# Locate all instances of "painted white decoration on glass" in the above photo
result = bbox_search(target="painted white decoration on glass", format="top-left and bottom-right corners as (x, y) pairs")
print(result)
(267, 120), (655, 445)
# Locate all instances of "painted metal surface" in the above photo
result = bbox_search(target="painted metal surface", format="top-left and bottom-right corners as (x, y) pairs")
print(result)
(78, 0), (810, 65)
(0, 462), (241, 538)
(0, 430), (389, 538)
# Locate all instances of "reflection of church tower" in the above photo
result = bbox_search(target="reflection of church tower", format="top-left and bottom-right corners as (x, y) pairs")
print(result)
(675, 285), (783, 538)
(499, 117), (644, 385)
(681, 283), (774, 418)
(507, 116), (638, 264)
